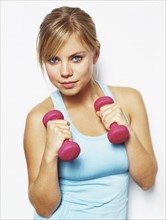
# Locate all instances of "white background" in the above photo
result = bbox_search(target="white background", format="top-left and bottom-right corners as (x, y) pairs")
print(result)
(1, 1), (165, 219)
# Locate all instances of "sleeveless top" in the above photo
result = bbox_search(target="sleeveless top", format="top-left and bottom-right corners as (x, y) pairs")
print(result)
(34, 81), (129, 220)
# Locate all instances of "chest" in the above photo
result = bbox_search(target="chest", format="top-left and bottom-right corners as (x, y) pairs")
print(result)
(67, 107), (107, 137)
(59, 137), (129, 180)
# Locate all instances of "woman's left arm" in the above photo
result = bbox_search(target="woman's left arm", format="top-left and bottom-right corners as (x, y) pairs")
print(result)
(124, 89), (158, 190)
(98, 87), (158, 190)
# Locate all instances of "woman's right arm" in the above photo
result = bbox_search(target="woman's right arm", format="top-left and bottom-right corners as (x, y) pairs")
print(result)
(23, 106), (71, 218)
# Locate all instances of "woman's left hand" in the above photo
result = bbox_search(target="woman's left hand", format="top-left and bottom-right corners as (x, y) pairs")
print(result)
(96, 103), (129, 130)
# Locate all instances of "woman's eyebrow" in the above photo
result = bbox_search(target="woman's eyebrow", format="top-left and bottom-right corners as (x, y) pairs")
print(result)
(52, 51), (87, 59)
(69, 51), (87, 57)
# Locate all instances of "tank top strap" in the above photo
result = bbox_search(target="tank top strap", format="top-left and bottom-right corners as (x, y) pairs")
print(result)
(96, 80), (116, 102)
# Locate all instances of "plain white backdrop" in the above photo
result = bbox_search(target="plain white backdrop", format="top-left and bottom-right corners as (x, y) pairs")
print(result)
(1, 1), (165, 219)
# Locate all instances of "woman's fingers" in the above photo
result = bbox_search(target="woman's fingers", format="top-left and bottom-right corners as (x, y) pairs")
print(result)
(45, 119), (72, 151)
(97, 104), (128, 130)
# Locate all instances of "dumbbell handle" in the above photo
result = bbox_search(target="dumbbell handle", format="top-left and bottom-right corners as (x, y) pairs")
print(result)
(42, 110), (80, 161)
(94, 96), (129, 144)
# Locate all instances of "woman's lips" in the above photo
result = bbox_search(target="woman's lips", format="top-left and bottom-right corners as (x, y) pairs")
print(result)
(60, 81), (77, 89)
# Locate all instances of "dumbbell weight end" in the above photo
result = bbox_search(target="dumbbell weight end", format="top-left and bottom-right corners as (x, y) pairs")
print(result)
(108, 122), (129, 145)
(58, 140), (81, 161)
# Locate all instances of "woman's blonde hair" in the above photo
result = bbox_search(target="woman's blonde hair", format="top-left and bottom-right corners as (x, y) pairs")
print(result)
(37, 6), (100, 69)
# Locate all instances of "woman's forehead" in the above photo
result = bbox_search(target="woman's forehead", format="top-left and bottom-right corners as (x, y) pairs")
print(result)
(48, 34), (91, 58)
(55, 34), (90, 56)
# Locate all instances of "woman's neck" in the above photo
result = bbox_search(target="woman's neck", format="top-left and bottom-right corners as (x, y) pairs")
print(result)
(61, 79), (103, 109)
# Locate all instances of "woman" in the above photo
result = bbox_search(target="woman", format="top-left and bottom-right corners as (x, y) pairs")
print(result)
(24, 6), (157, 219)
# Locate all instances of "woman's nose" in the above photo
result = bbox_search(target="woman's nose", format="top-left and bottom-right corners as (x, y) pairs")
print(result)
(60, 62), (73, 77)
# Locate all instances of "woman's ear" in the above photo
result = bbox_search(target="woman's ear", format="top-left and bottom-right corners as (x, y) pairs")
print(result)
(93, 46), (100, 64)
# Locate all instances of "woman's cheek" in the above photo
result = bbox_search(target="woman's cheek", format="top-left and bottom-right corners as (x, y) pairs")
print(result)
(46, 65), (59, 80)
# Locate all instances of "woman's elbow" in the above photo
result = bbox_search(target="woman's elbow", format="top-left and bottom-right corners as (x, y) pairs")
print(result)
(36, 209), (53, 218)
(36, 208), (56, 218)
(34, 199), (61, 218)
(140, 171), (157, 191)
(140, 180), (155, 191)
(29, 192), (61, 218)
(141, 161), (158, 190)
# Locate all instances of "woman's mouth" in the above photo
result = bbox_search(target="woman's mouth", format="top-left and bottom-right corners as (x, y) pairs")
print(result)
(60, 81), (78, 89)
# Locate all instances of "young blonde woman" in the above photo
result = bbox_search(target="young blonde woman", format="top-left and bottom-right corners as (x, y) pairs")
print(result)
(24, 6), (157, 220)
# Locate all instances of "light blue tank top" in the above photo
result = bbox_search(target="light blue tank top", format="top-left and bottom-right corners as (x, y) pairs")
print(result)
(34, 81), (129, 220)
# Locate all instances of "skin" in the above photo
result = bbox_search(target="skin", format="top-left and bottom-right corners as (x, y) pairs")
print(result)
(24, 34), (157, 218)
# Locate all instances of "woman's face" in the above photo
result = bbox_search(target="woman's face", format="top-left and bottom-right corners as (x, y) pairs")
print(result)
(44, 34), (99, 96)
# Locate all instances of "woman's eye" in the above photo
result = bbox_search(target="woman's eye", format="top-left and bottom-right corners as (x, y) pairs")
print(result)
(48, 57), (58, 64)
(72, 55), (82, 62)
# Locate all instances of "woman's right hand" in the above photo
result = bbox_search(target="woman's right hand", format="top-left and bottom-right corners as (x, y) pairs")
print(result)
(45, 119), (72, 160)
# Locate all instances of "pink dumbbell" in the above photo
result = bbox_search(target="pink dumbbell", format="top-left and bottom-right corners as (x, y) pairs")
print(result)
(94, 96), (129, 144)
(42, 110), (81, 161)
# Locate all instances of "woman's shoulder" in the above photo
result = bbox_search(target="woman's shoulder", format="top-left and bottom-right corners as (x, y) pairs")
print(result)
(25, 97), (54, 126)
(108, 85), (143, 103)
(107, 85), (144, 121)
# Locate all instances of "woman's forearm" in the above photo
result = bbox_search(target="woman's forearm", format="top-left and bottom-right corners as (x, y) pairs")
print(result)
(126, 129), (157, 190)
(29, 153), (61, 218)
